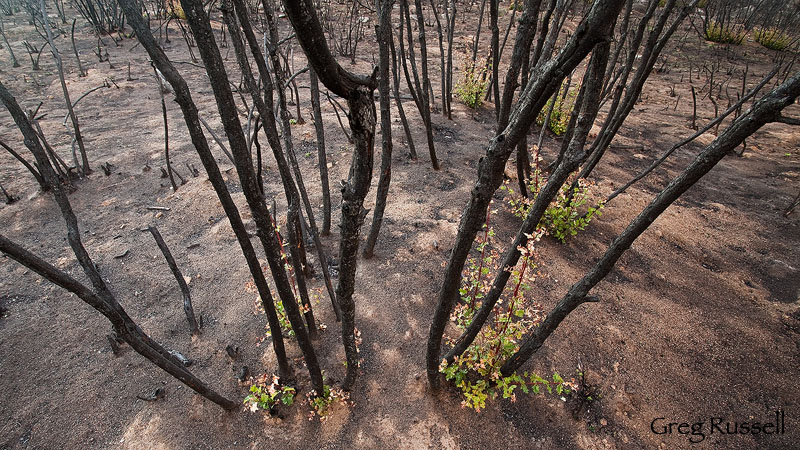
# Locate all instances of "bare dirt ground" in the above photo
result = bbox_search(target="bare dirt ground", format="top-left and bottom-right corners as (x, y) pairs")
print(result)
(1, 4), (799, 449)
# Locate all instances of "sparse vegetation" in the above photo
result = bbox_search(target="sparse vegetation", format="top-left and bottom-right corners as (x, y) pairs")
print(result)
(454, 62), (488, 109)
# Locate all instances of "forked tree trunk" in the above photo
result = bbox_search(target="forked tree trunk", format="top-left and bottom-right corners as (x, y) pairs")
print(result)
(280, 0), (378, 391)
(178, 0), (325, 394)
(425, 0), (626, 388)
(230, 0), (340, 322)
(444, 41), (611, 363)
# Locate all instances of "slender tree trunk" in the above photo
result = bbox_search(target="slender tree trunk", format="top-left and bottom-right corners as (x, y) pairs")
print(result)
(232, 0), (339, 322)
(471, 0), (487, 64)
(364, 0), (394, 258)
(0, 80), (236, 410)
(430, 0), (448, 117)
(310, 68), (332, 236)
(489, 0), (500, 122)
(501, 70), (800, 375)
(444, 42), (611, 363)
(258, 2), (319, 337)
(179, 0), (324, 393)
(148, 226), (200, 335)
(390, 23), (418, 159)
(40, 0), (89, 174)
(407, 0), (439, 169)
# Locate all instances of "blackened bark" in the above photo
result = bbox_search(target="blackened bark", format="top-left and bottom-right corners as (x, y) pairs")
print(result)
(426, 0), (625, 388)
(413, 0), (439, 169)
(40, 0), (89, 175)
(489, 0), (500, 122)
(310, 68), (332, 236)
(0, 80), (236, 410)
(338, 87), (376, 389)
(118, 0), (293, 380)
(364, 0), (394, 258)
(231, 0), (340, 322)
(498, 0), (542, 130)
(579, 0), (697, 182)
(251, 0), (318, 337)
(430, 0), (448, 117)
(148, 226), (200, 335)
(501, 70), (800, 375)
(281, 0), (378, 390)
(0, 138), (47, 190)
(390, 22), (418, 159)
(179, 0), (324, 393)
(444, 42), (611, 363)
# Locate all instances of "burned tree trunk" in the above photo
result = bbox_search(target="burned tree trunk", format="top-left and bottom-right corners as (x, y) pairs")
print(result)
(148, 226), (200, 336)
(40, 0), (89, 174)
(502, 70), (800, 375)
(364, 0), (394, 258)
(281, 0), (378, 391)
(0, 80), (236, 410)
(390, 26), (418, 159)
(310, 68), (332, 236)
(178, 0), (324, 394)
(230, 0), (339, 322)
(426, 0), (626, 388)
(444, 41), (611, 363)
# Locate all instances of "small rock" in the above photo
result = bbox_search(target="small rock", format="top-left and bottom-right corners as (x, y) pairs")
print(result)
(237, 366), (250, 382)
(600, 418), (608, 427)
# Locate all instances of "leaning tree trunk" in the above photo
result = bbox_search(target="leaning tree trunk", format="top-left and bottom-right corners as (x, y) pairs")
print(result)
(280, 0), (378, 391)
(390, 20), (418, 159)
(118, 0), (293, 380)
(231, 0), (340, 322)
(444, 41), (611, 363)
(502, 70), (800, 375)
(310, 68), (332, 236)
(425, 0), (626, 388)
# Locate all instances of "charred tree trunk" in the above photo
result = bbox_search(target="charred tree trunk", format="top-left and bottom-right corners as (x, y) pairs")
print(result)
(231, 0), (339, 322)
(148, 226), (200, 336)
(40, 0), (89, 174)
(179, 0), (324, 393)
(501, 70), (800, 375)
(0, 80), (236, 410)
(390, 25), (418, 159)
(364, 0), (394, 258)
(281, 0), (379, 391)
(310, 68), (332, 236)
(426, 0), (625, 388)
(402, 0), (439, 169)
(444, 41), (611, 363)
